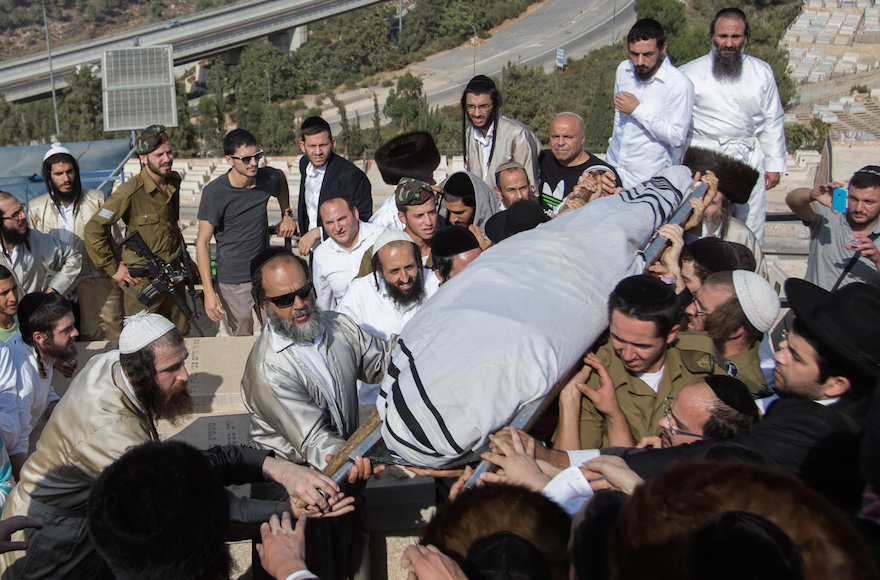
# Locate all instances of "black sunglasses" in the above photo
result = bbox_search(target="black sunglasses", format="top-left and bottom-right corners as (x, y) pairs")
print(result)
(265, 282), (313, 308)
(229, 150), (264, 164)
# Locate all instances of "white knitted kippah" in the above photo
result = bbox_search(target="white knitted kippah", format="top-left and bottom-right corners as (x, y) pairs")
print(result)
(733, 270), (780, 333)
(118, 311), (177, 354)
(372, 228), (414, 255)
(43, 142), (71, 162)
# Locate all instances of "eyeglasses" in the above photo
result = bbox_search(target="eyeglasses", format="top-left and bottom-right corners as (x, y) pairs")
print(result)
(465, 104), (493, 112)
(229, 151), (264, 165)
(689, 297), (709, 318)
(2, 207), (27, 221)
(663, 397), (712, 439)
(265, 282), (313, 308)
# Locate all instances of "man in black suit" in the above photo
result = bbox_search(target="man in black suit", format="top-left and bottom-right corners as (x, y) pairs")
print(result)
(537, 278), (880, 513)
(296, 117), (372, 256)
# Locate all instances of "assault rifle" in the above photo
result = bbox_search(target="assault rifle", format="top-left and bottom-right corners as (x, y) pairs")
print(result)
(123, 230), (205, 337)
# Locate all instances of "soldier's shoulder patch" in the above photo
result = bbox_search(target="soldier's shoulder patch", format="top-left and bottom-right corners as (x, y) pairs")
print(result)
(98, 208), (114, 220)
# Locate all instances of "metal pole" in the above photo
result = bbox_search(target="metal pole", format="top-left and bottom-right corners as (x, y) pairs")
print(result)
(42, 0), (60, 137)
(399, 0), (403, 42)
(467, 22), (477, 78)
(612, 0), (617, 44)
(264, 70), (271, 103)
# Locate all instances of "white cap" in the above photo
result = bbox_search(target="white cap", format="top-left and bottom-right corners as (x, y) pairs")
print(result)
(733, 270), (780, 333)
(43, 142), (72, 163)
(372, 229), (414, 255)
(119, 311), (177, 354)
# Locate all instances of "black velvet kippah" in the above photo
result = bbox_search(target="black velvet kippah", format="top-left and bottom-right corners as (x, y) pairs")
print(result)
(466, 75), (496, 93)
(443, 173), (475, 198)
(250, 247), (293, 279)
(318, 188), (350, 209)
(614, 275), (674, 304)
(432, 226), (480, 258)
(704, 375), (760, 419)
(687, 237), (741, 273)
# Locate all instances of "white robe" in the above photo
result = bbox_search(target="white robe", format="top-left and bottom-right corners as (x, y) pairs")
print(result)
(680, 53), (786, 244)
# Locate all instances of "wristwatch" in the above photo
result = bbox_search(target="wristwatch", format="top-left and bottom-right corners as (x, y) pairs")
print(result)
(284, 209), (294, 218)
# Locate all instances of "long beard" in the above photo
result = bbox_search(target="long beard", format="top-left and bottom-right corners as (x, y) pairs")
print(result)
(711, 41), (744, 81)
(267, 303), (324, 344)
(135, 378), (193, 424)
(42, 336), (77, 361)
(384, 272), (426, 308)
(2, 224), (29, 248)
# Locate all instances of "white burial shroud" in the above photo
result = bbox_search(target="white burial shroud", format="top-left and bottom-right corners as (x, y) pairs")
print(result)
(377, 165), (693, 468)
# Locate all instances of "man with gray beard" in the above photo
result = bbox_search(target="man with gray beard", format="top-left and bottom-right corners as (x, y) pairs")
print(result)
(242, 247), (395, 578)
(242, 247), (394, 470)
(680, 7), (786, 244)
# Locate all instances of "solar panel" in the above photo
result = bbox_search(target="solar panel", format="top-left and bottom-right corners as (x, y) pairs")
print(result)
(102, 46), (177, 132)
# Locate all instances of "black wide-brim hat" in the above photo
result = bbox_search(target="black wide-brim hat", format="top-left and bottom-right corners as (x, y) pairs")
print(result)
(374, 132), (441, 185)
(785, 278), (880, 379)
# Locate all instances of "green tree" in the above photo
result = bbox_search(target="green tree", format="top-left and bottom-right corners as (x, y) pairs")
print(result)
(167, 79), (197, 156)
(371, 92), (382, 148)
(207, 61), (227, 137)
(59, 65), (102, 141)
(383, 73), (426, 132)
(0, 95), (27, 146)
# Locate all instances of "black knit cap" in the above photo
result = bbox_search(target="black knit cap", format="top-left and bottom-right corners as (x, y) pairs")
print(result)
(704, 375), (760, 420)
(613, 274), (675, 304)
(431, 226), (480, 258)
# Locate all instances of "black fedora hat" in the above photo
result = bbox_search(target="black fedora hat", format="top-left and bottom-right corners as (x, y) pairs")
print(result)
(785, 278), (880, 379)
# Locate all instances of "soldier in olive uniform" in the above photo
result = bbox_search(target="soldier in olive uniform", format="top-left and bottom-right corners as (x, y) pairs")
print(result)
(84, 125), (189, 335)
(555, 275), (717, 450)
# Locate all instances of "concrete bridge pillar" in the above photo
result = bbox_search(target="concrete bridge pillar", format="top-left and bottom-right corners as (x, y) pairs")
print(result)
(269, 25), (308, 53)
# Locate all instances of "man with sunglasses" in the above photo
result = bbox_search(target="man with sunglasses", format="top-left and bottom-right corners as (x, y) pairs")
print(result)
(242, 247), (392, 578)
(85, 125), (189, 334)
(196, 129), (295, 336)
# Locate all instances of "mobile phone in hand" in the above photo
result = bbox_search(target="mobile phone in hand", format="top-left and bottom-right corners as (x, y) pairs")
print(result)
(833, 187), (847, 213)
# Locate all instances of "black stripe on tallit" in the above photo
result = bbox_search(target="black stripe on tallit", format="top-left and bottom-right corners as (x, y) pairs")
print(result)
(620, 177), (680, 225)
(390, 376), (437, 453)
(384, 418), (445, 458)
(388, 360), (400, 379)
(398, 339), (465, 454)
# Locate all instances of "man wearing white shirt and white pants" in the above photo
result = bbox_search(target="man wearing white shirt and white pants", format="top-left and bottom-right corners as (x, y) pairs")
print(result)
(605, 19), (694, 189)
(311, 190), (384, 311)
(680, 7), (786, 244)
(337, 230), (439, 404)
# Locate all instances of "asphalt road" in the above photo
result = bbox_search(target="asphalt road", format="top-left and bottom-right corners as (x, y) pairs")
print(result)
(322, 0), (636, 128)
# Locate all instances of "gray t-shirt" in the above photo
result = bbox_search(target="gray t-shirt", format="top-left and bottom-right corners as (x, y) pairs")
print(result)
(198, 167), (282, 284)
(805, 203), (880, 290)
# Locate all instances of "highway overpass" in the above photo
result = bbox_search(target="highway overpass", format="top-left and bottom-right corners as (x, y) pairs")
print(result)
(0, 0), (383, 102)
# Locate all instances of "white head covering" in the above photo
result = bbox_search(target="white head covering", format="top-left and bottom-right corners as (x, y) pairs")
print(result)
(43, 142), (72, 163)
(372, 228), (414, 255)
(733, 270), (780, 333)
(119, 311), (177, 354)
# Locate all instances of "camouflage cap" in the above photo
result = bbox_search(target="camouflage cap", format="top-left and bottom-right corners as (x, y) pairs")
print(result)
(135, 124), (169, 155)
(394, 177), (434, 210)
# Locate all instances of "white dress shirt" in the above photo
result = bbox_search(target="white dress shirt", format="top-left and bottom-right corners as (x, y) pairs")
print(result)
(336, 270), (439, 403)
(303, 163), (327, 231)
(473, 123), (495, 178)
(680, 53), (786, 243)
(10, 342), (60, 457)
(368, 196), (406, 231)
(605, 55), (694, 188)
(312, 220), (385, 311)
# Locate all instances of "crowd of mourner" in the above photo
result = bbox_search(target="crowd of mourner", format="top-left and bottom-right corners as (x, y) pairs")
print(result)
(0, 8), (876, 580)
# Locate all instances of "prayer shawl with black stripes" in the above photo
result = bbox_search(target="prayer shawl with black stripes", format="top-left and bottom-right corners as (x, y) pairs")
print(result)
(377, 166), (693, 467)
